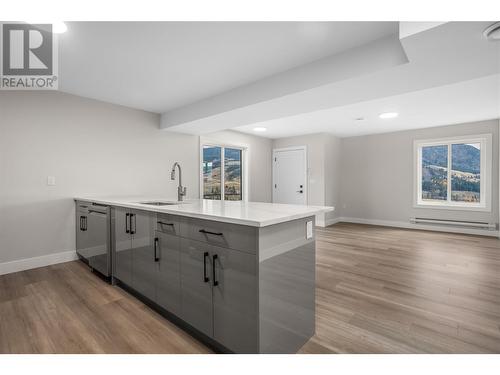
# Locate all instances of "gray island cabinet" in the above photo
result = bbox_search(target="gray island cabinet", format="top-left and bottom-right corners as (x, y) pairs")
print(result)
(76, 198), (331, 353)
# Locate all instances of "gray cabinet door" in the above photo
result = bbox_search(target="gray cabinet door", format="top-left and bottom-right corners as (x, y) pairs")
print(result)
(86, 210), (109, 276)
(212, 246), (258, 353)
(180, 239), (213, 337)
(156, 231), (181, 316)
(130, 210), (156, 301)
(114, 207), (132, 285)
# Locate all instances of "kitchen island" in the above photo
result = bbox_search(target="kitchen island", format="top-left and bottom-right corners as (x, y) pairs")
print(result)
(75, 197), (333, 353)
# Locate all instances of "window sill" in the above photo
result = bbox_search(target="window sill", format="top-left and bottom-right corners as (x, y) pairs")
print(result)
(414, 202), (491, 212)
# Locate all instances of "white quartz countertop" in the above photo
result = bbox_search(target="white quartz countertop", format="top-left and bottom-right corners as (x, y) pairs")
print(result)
(75, 196), (334, 227)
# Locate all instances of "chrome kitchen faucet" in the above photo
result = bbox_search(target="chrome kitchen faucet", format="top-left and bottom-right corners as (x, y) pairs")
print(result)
(170, 162), (187, 201)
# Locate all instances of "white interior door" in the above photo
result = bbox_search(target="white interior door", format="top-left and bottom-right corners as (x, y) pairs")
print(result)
(272, 147), (307, 205)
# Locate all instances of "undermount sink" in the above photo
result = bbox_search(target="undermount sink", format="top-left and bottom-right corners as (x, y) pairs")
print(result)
(138, 201), (181, 206)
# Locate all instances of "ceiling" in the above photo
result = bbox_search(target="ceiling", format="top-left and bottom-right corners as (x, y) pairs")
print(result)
(58, 22), (398, 113)
(159, 21), (500, 136)
(234, 74), (500, 138)
(57, 21), (500, 138)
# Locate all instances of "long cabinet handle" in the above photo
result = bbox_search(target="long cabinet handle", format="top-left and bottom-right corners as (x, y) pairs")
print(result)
(125, 213), (130, 234)
(212, 254), (219, 286)
(80, 216), (87, 231)
(154, 237), (159, 262)
(88, 209), (106, 215)
(199, 229), (223, 236)
(157, 221), (174, 227)
(91, 203), (108, 208)
(130, 214), (136, 235)
(203, 252), (209, 283)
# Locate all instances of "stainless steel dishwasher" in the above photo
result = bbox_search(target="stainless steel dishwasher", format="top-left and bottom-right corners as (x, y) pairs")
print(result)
(76, 201), (112, 278)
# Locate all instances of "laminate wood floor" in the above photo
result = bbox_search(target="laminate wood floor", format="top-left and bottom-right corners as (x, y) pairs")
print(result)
(0, 260), (211, 353)
(299, 223), (500, 353)
(1, 223), (499, 353)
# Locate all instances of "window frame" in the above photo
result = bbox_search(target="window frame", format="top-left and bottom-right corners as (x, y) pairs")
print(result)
(199, 141), (247, 202)
(413, 133), (492, 212)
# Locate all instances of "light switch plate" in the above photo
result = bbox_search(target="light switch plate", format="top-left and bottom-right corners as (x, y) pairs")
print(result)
(306, 220), (313, 239)
(47, 176), (56, 186)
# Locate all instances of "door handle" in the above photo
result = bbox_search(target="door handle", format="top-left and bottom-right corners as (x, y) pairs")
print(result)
(296, 190), (303, 193)
(154, 237), (159, 262)
(212, 254), (219, 287)
(203, 252), (209, 283)
(125, 213), (130, 234)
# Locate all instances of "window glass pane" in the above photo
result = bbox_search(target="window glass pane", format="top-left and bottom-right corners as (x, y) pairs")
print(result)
(203, 146), (221, 200)
(421, 145), (448, 201)
(224, 148), (242, 201)
(451, 143), (480, 203)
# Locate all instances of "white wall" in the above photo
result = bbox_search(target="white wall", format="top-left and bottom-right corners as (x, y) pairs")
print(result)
(339, 119), (500, 226)
(0, 92), (274, 270)
(325, 135), (342, 224)
(201, 130), (272, 203)
(0, 91), (200, 266)
(272, 121), (499, 230)
(272, 133), (341, 225)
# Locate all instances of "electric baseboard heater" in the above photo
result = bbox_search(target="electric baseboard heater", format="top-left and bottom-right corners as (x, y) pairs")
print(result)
(410, 217), (496, 231)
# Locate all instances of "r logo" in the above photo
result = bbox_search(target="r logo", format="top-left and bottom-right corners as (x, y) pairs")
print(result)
(2, 23), (53, 76)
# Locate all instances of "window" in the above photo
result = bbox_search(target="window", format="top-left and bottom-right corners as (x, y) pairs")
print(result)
(202, 144), (244, 201)
(415, 134), (492, 211)
(202, 146), (222, 200)
(224, 148), (243, 200)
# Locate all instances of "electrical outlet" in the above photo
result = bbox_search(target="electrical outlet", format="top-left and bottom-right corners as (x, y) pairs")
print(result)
(306, 220), (313, 239)
(47, 176), (56, 186)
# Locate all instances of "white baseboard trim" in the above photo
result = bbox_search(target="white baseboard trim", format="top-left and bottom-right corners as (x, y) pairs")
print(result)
(315, 213), (343, 228)
(325, 217), (343, 227)
(0, 250), (78, 276)
(329, 216), (500, 237)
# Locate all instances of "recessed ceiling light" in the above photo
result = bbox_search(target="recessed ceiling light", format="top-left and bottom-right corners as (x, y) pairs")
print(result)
(53, 22), (67, 34)
(253, 127), (267, 132)
(379, 112), (399, 119)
